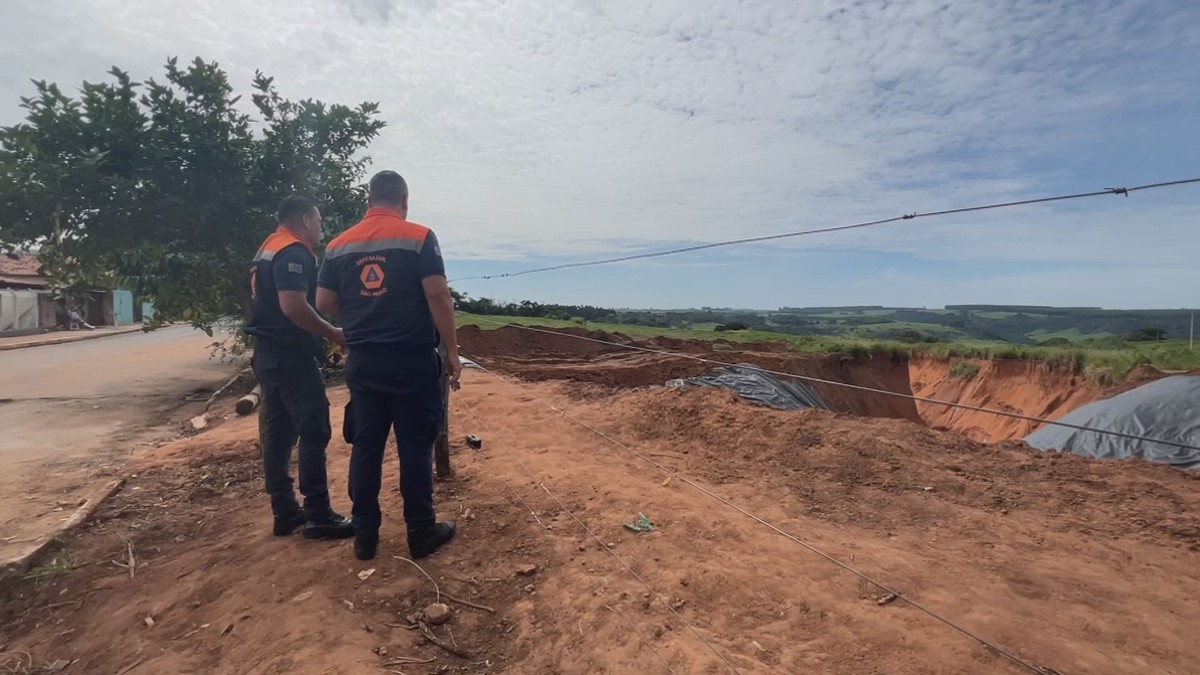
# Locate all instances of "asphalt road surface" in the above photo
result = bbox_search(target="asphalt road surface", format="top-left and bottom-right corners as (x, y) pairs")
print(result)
(0, 327), (238, 562)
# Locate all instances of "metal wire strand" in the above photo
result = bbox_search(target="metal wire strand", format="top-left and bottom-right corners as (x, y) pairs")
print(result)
(465, 359), (1055, 674)
(451, 177), (1200, 281)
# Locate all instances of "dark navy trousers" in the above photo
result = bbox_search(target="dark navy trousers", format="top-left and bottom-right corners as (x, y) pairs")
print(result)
(254, 341), (332, 518)
(345, 347), (443, 534)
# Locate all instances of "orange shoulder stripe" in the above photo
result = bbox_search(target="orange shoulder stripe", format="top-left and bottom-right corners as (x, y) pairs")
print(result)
(253, 227), (313, 262)
(325, 215), (431, 260)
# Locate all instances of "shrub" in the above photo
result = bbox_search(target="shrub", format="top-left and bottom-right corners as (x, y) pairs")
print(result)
(949, 362), (982, 379)
(1127, 327), (1168, 342)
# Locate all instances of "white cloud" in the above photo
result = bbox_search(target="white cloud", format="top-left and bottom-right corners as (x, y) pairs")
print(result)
(2, 0), (1199, 304)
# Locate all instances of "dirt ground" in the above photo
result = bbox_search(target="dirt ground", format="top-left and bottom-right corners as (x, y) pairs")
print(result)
(0, 327), (239, 563)
(2, 328), (1198, 674)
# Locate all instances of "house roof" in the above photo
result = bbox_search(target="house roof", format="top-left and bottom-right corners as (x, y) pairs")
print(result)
(0, 252), (42, 277)
(0, 274), (49, 288)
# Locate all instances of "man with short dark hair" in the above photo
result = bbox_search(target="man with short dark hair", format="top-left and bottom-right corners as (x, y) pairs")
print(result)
(246, 195), (354, 540)
(316, 171), (461, 561)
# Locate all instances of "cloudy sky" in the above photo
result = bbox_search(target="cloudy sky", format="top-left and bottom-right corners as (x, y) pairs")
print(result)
(4, 0), (1199, 309)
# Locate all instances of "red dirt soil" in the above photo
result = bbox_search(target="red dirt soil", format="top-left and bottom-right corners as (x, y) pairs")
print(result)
(2, 327), (1196, 674)
(458, 326), (1133, 442)
(909, 357), (1108, 443)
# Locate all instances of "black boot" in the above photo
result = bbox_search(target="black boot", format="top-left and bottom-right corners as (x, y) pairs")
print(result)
(355, 529), (379, 561)
(304, 510), (355, 540)
(273, 511), (306, 536)
(408, 521), (456, 559)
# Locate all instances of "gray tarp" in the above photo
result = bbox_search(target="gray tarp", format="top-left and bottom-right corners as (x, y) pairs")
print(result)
(1025, 375), (1200, 469)
(667, 364), (830, 411)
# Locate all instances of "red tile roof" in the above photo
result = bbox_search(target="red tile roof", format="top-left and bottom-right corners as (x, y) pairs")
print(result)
(0, 252), (42, 276)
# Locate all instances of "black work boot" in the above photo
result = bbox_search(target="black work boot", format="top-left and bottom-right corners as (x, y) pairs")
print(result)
(304, 510), (355, 540)
(273, 512), (306, 536)
(407, 521), (456, 559)
(355, 529), (379, 561)
(272, 504), (306, 536)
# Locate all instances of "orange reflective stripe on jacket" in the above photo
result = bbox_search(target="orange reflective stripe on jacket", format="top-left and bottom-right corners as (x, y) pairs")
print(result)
(323, 208), (430, 261)
(253, 226), (315, 262)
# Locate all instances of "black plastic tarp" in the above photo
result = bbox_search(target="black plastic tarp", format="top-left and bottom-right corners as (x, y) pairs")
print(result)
(1024, 375), (1200, 469)
(667, 364), (830, 411)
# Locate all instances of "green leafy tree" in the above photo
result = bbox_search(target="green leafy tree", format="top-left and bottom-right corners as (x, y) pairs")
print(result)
(1126, 327), (1168, 342)
(0, 57), (385, 335)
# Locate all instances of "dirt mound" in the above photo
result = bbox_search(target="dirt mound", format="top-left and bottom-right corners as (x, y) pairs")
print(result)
(457, 324), (634, 359)
(616, 387), (1200, 545)
(1120, 363), (1169, 391)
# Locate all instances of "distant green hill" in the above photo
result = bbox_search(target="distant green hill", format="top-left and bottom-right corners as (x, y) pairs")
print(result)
(769, 305), (1195, 345)
(451, 291), (1195, 347)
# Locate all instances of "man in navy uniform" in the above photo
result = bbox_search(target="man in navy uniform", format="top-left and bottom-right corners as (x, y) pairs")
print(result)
(246, 195), (354, 540)
(317, 172), (461, 561)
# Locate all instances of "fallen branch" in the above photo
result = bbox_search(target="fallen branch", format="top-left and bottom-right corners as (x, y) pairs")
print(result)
(418, 621), (472, 659)
(383, 657), (434, 666)
(193, 513), (215, 539)
(115, 657), (149, 675)
(206, 368), (249, 412)
(110, 537), (136, 579)
(125, 538), (136, 579)
(442, 591), (495, 614)
(393, 556), (441, 604)
(41, 599), (84, 612)
(0, 651), (33, 673)
(172, 623), (211, 641)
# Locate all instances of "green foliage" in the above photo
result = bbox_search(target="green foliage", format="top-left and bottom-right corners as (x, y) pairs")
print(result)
(1126, 327), (1168, 342)
(0, 58), (385, 333)
(715, 321), (750, 332)
(949, 362), (982, 379)
(894, 328), (941, 344)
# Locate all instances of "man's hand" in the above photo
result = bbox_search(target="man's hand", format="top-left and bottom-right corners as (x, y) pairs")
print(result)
(445, 351), (463, 391)
(281, 289), (343, 344)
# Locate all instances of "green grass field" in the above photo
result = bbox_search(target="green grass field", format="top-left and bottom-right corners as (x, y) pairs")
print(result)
(1027, 327), (1117, 342)
(842, 321), (972, 338)
(458, 313), (1200, 380)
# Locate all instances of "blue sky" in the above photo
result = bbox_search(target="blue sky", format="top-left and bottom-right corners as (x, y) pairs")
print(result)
(4, 0), (1199, 309)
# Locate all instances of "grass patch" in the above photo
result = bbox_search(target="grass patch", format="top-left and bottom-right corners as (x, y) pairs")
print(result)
(457, 313), (1200, 379)
(21, 550), (84, 589)
(1027, 327), (1116, 343)
(949, 362), (982, 380)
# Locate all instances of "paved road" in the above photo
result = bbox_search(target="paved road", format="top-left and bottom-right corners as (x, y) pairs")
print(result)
(0, 327), (238, 562)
